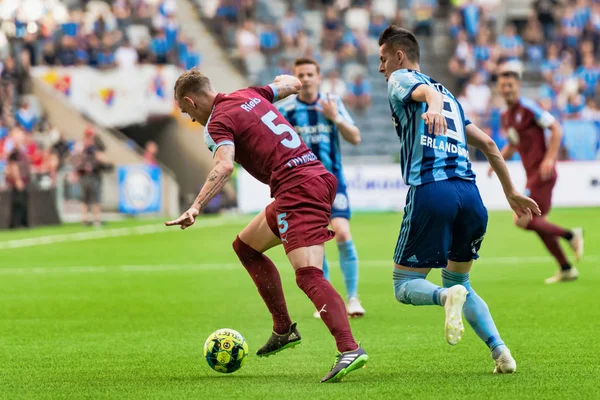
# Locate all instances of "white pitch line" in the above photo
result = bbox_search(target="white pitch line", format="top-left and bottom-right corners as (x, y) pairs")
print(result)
(0, 256), (597, 275)
(0, 217), (250, 250)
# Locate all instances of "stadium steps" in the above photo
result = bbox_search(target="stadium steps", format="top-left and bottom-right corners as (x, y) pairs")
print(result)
(30, 77), (181, 218)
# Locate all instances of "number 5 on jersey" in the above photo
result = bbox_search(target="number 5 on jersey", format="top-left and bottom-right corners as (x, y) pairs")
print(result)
(261, 110), (301, 149)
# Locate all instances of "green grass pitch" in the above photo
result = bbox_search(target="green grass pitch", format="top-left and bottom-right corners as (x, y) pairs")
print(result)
(1, 209), (599, 399)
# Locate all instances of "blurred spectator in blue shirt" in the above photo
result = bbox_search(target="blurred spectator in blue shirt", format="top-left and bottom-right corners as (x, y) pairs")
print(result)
(562, 5), (583, 48)
(61, 21), (78, 37)
(498, 24), (523, 61)
(97, 47), (115, 69)
(15, 100), (37, 133)
(574, 0), (591, 29)
(448, 10), (463, 40)
(280, 8), (303, 47)
(345, 74), (372, 113)
(410, 0), (436, 36)
(369, 14), (388, 39)
(523, 14), (545, 65)
(178, 39), (201, 70)
(461, 0), (481, 40)
(564, 92), (586, 119)
(151, 31), (169, 64)
(164, 15), (180, 51)
(576, 53), (600, 99)
(215, 0), (239, 23)
(259, 23), (280, 55)
(541, 43), (561, 81)
(473, 29), (496, 80)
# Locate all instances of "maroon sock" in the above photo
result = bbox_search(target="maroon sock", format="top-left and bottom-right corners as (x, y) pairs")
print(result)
(295, 266), (358, 353)
(233, 236), (292, 334)
(526, 216), (569, 238)
(536, 232), (569, 267)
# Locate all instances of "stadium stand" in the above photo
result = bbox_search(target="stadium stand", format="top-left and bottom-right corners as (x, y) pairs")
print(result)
(0, 0), (183, 226)
(195, 0), (600, 161)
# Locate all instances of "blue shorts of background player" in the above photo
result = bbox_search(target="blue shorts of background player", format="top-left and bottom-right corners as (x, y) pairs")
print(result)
(330, 183), (351, 220)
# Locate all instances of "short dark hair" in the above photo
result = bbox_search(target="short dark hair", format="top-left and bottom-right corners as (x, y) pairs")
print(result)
(499, 71), (521, 81)
(378, 25), (420, 63)
(293, 57), (320, 73)
(174, 68), (214, 101)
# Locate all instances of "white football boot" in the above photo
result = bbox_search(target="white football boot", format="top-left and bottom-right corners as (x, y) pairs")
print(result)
(346, 297), (366, 318)
(545, 267), (579, 284)
(493, 348), (517, 374)
(444, 285), (468, 345)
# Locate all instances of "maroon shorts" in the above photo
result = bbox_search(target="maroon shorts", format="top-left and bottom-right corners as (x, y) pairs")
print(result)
(526, 175), (556, 216)
(266, 173), (337, 254)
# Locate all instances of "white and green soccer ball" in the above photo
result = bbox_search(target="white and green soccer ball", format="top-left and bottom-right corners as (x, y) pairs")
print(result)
(203, 328), (249, 374)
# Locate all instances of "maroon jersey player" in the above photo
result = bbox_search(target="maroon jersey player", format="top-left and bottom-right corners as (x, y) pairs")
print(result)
(495, 64), (584, 284)
(165, 69), (367, 382)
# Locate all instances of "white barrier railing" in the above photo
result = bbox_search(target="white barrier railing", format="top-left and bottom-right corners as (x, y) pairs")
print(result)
(237, 161), (600, 213)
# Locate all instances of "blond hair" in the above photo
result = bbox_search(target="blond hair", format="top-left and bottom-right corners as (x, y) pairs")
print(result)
(174, 68), (214, 101)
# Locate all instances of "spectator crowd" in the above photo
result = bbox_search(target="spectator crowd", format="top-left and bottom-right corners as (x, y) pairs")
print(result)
(0, 0), (202, 71)
(448, 0), (600, 159)
(1, 0), (176, 228)
(197, 0), (414, 113)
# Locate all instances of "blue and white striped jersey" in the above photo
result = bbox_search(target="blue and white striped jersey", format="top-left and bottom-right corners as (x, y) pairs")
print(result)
(276, 93), (354, 184)
(387, 69), (475, 186)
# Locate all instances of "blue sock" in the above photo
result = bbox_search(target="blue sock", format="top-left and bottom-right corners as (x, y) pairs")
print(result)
(441, 269), (506, 358)
(337, 240), (359, 299)
(393, 269), (445, 306)
(322, 255), (330, 281)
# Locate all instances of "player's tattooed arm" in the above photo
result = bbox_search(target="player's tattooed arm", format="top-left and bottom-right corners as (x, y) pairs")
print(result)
(466, 124), (541, 218)
(271, 75), (302, 101)
(193, 145), (235, 210)
(165, 145), (234, 230)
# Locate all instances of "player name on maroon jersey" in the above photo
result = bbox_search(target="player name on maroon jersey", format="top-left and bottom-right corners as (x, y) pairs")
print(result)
(205, 85), (328, 197)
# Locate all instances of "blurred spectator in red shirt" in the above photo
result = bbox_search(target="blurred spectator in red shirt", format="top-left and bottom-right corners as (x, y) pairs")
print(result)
(143, 140), (159, 166)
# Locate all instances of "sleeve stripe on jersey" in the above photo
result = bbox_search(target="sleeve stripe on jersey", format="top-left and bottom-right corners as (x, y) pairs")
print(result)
(402, 82), (424, 102)
(537, 111), (556, 128)
(520, 97), (555, 128)
(268, 84), (279, 103)
(212, 140), (234, 155)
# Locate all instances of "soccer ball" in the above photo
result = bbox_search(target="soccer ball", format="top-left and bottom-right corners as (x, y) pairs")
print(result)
(203, 328), (249, 374)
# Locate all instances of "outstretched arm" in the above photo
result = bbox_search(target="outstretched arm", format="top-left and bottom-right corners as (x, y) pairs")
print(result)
(466, 124), (541, 219)
(165, 145), (235, 230)
(487, 142), (517, 176)
(270, 75), (302, 101)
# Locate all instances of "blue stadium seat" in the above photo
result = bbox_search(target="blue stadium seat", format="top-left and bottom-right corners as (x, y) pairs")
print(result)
(562, 120), (600, 161)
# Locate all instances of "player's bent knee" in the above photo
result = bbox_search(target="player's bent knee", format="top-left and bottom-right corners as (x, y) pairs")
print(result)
(335, 229), (352, 243)
(331, 218), (352, 242)
(232, 236), (260, 257)
(393, 280), (411, 305)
